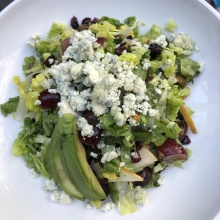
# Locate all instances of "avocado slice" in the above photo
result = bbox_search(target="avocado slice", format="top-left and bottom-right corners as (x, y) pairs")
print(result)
(45, 115), (84, 200)
(59, 114), (106, 201)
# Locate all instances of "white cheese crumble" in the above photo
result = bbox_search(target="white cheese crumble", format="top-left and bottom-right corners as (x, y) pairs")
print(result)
(48, 89), (57, 94)
(90, 152), (98, 158)
(50, 189), (73, 204)
(157, 176), (166, 186)
(85, 202), (93, 210)
(100, 201), (116, 212)
(119, 162), (125, 167)
(43, 179), (58, 191)
(63, 30), (99, 62)
(28, 33), (42, 47)
(142, 58), (151, 71)
(34, 100), (41, 106)
(48, 29), (159, 127)
(131, 186), (148, 205)
(29, 168), (40, 178)
(152, 35), (168, 48)
(101, 151), (119, 163)
(77, 116), (94, 137)
(173, 33), (195, 50)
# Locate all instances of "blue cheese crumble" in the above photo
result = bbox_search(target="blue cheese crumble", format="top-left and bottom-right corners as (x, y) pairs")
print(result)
(48, 29), (159, 131)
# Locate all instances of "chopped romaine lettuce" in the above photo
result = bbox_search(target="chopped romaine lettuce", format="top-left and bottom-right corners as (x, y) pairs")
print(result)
(99, 16), (122, 29)
(22, 56), (43, 76)
(0, 96), (19, 116)
(119, 53), (139, 65)
(164, 18), (177, 33)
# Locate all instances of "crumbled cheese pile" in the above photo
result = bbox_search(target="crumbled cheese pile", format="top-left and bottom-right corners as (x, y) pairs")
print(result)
(43, 179), (73, 204)
(48, 30), (159, 131)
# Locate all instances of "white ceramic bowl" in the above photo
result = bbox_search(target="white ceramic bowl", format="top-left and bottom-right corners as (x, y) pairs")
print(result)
(1, 0), (220, 220)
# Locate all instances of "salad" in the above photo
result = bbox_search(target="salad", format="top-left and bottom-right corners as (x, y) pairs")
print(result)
(0, 15), (203, 215)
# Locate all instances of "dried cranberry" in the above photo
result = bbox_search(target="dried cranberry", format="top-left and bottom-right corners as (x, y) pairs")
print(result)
(96, 37), (107, 47)
(148, 43), (163, 59)
(115, 42), (130, 56)
(126, 35), (133, 39)
(82, 17), (92, 25)
(71, 16), (79, 29)
(91, 17), (99, 24)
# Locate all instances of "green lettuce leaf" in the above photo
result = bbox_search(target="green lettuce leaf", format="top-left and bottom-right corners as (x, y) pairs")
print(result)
(124, 16), (139, 36)
(108, 182), (119, 203)
(180, 58), (201, 81)
(12, 110), (58, 165)
(116, 182), (137, 215)
(0, 96), (19, 116)
(139, 24), (162, 43)
(103, 159), (120, 175)
(119, 53), (139, 65)
(31, 153), (50, 178)
(164, 18), (177, 33)
(161, 49), (176, 78)
(100, 114), (131, 137)
(35, 22), (73, 58)
(48, 22), (74, 40)
(89, 21), (117, 53)
(99, 16), (122, 29)
(146, 172), (161, 188)
(22, 56), (43, 76)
